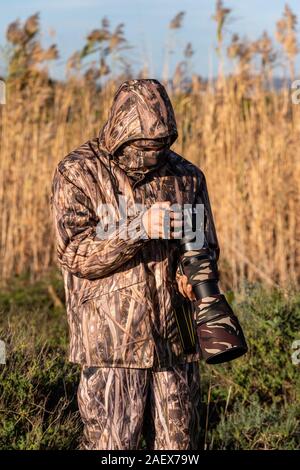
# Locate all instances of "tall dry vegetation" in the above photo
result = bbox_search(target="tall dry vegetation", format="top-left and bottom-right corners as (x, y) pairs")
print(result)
(0, 3), (299, 290)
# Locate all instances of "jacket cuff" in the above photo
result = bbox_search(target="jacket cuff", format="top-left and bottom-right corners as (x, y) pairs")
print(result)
(127, 209), (150, 242)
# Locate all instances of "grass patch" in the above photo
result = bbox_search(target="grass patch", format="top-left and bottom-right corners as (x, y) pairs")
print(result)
(0, 272), (299, 449)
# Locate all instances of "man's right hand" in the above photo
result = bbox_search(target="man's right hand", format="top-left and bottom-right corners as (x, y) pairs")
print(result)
(141, 201), (182, 239)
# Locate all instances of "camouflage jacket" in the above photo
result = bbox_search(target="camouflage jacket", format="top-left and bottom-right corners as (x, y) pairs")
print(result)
(51, 79), (220, 368)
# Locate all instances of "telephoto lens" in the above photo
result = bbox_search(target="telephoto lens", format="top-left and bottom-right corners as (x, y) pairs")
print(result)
(177, 205), (248, 364)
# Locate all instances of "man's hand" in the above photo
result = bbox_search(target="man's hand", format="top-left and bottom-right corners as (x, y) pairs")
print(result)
(141, 201), (182, 239)
(175, 272), (196, 301)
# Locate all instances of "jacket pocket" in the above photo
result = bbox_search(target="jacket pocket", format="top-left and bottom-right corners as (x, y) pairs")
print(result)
(78, 261), (147, 305)
(80, 279), (152, 364)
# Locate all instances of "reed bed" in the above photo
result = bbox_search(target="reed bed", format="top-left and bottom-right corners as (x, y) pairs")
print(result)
(0, 4), (299, 290)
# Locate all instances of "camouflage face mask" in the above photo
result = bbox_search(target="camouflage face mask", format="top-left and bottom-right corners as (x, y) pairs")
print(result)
(114, 137), (171, 177)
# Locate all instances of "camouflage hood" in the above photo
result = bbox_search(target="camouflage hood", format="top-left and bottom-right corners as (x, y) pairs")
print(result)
(98, 79), (178, 179)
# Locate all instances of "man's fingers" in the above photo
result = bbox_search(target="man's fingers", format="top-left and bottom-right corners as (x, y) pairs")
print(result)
(177, 275), (187, 296)
(177, 277), (185, 297)
(155, 201), (171, 209)
(144, 202), (184, 239)
(176, 274), (196, 301)
(171, 219), (183, 228)
(170, 210), (183, 220)
(186, 283), (196, 301)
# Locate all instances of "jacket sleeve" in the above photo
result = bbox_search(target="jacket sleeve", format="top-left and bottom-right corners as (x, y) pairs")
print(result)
(51, 166), (150, 280)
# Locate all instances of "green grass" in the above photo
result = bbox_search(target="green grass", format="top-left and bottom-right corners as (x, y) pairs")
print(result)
(0, 272), (299, 449)
(0, 270), (81, 450)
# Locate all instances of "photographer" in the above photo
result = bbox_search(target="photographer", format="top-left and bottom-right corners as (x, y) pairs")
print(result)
(51, 78), (220, 450)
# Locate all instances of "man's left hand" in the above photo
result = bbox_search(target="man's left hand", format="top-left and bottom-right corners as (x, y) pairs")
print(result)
(176, 273), (196, 301)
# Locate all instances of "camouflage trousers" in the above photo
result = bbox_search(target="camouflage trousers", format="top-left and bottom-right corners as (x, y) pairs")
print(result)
(77, 362), (201, 450)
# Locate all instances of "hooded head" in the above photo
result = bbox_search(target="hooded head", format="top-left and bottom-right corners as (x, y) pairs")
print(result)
(98, 79), (178, 179)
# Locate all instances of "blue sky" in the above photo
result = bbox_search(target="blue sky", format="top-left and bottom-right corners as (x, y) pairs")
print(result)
(0, 0), (299, 79)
